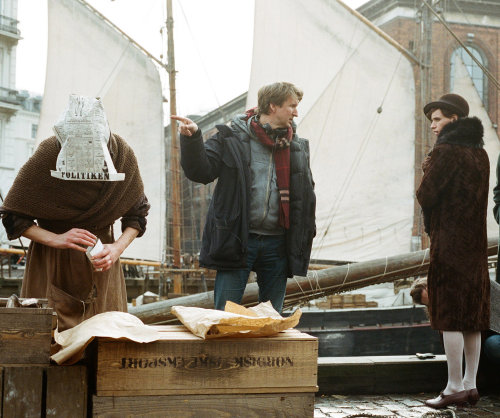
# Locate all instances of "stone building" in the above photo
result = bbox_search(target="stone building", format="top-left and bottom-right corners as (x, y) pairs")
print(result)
(358, 0), (500, 248)
(0, 91), (42, 194)
(0, 0), (42, 246)
(359, 0), (498, 124)
(0, 0), (42, 201)
(0, 0), (21, 200)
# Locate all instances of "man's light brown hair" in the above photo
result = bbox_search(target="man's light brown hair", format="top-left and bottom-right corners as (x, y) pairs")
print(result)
(257, 82), (303, 115)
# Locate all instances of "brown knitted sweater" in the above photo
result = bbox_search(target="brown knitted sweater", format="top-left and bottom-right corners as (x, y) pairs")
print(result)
(1, 134), (145, 232)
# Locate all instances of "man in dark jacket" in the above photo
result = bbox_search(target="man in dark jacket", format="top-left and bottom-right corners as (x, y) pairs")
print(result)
(172, 82), (315, 313)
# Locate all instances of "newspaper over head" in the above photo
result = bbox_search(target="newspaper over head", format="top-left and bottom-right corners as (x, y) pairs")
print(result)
(51, 95), (125, 181)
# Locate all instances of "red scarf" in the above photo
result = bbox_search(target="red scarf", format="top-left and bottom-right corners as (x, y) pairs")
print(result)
(245, 108), (292, 229)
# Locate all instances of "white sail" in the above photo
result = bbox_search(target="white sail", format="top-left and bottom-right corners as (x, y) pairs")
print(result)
(249, 0), (415, 261)
(38, 0), (164, 261)
(451, 54), (500, 237)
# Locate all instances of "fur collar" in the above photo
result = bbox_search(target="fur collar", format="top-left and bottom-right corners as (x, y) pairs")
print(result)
(436, 116), (484, 148)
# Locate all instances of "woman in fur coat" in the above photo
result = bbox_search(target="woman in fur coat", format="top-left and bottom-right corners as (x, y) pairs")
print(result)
(416, 93), (490, 409)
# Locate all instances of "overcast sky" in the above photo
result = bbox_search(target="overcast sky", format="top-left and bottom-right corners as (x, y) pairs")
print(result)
(17, 0), (369, 116)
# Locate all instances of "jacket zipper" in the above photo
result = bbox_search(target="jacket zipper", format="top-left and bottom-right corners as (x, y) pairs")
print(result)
(259, 148), (274, 224)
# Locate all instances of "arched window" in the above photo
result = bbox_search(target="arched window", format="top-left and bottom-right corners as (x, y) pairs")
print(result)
(450, 46), (487, 106)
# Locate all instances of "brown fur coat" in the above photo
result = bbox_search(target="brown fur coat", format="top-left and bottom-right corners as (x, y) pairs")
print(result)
(416, 117), (490, 331)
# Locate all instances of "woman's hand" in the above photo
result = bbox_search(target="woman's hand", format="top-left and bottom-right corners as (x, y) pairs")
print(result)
(44, 228), (97, 252)
(91, 243), (121, 272)
(90, 228), (139, 272)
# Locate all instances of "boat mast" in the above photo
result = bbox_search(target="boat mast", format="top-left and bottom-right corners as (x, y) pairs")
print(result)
(166, 0), (183, 291)
(420, 0), (434, 250)
(412, 0), (434, 251)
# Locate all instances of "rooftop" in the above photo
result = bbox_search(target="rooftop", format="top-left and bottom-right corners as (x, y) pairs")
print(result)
(358, 0), (500, 23)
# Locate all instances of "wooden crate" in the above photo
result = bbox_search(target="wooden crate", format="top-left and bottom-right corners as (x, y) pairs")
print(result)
(330, 295), (342, 305)
(342, 294), (354, 304)
(46, 365), (88, 417)
(353, 294), (366, 306)
(0, 307), (54, 364)
(94, 326), (318, 396)
(0, 365), (88, 417)
(93, 392), (315, 417)
(1, 366), (44, 417)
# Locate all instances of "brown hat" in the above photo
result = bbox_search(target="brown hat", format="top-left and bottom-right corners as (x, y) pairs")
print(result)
(423, 93), (469, 120)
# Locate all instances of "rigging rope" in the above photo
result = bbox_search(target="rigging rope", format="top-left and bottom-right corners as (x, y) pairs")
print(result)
(175, 0), (223, 116)
(310, 14), (367, 166)
(313, 54), (403, 256)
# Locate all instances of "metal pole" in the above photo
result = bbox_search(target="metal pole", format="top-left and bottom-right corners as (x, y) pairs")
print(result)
(419, 0), (433, 250)
(167, 0), (183, 293)
(412, 0), (434, 251)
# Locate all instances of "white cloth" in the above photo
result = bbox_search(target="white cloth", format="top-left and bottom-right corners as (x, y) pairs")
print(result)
(51, 311), (161, 365)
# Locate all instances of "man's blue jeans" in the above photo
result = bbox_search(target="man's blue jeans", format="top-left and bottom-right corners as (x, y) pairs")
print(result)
(214, 233), (287, 313)
(484, 334), (500, 366)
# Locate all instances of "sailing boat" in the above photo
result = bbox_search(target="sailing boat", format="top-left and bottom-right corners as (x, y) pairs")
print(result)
(248, 0), (500, 263)
(35, 0), (165, 262)
(11, 0), (499, 314)
(244, 0), (500, 356)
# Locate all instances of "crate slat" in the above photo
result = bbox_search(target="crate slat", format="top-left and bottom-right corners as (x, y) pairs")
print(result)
(2, 366), (44, 417)
(46, 365), (88, 417)
(0, 307), (53, 364)
(93, 392), (315, 417)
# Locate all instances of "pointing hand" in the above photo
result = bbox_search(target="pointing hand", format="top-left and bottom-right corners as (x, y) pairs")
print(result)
(171, 115), (198, 137)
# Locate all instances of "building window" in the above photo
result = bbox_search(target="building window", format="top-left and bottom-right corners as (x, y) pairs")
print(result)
(31, 123), (38, 139)
(450, 46), (487, 106)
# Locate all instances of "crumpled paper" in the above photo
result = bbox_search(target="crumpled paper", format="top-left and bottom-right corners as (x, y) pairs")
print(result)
(51, 311), (161, 365)
(171, 301), (302, 339)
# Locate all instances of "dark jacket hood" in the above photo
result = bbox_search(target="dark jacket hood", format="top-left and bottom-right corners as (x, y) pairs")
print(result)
(436, 116), (484, 148)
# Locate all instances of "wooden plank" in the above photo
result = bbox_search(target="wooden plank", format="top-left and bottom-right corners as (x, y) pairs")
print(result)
(96, 330), (318, 396)
(99, 326), (315, 342)
(96, 386), (319, 397)
(0, 366), (3, 415)
(2, 366), (44, 417)
(93, 392), (315, 417)
(0, 298), (49, 308)
(0, 308), (53, 364)
(318, 354), (447, 365)
(317, 356), (447, 395)
(46, 365), (88, 417)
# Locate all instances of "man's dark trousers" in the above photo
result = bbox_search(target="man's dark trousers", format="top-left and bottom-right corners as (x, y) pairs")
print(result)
(213, 233), (287, 312)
